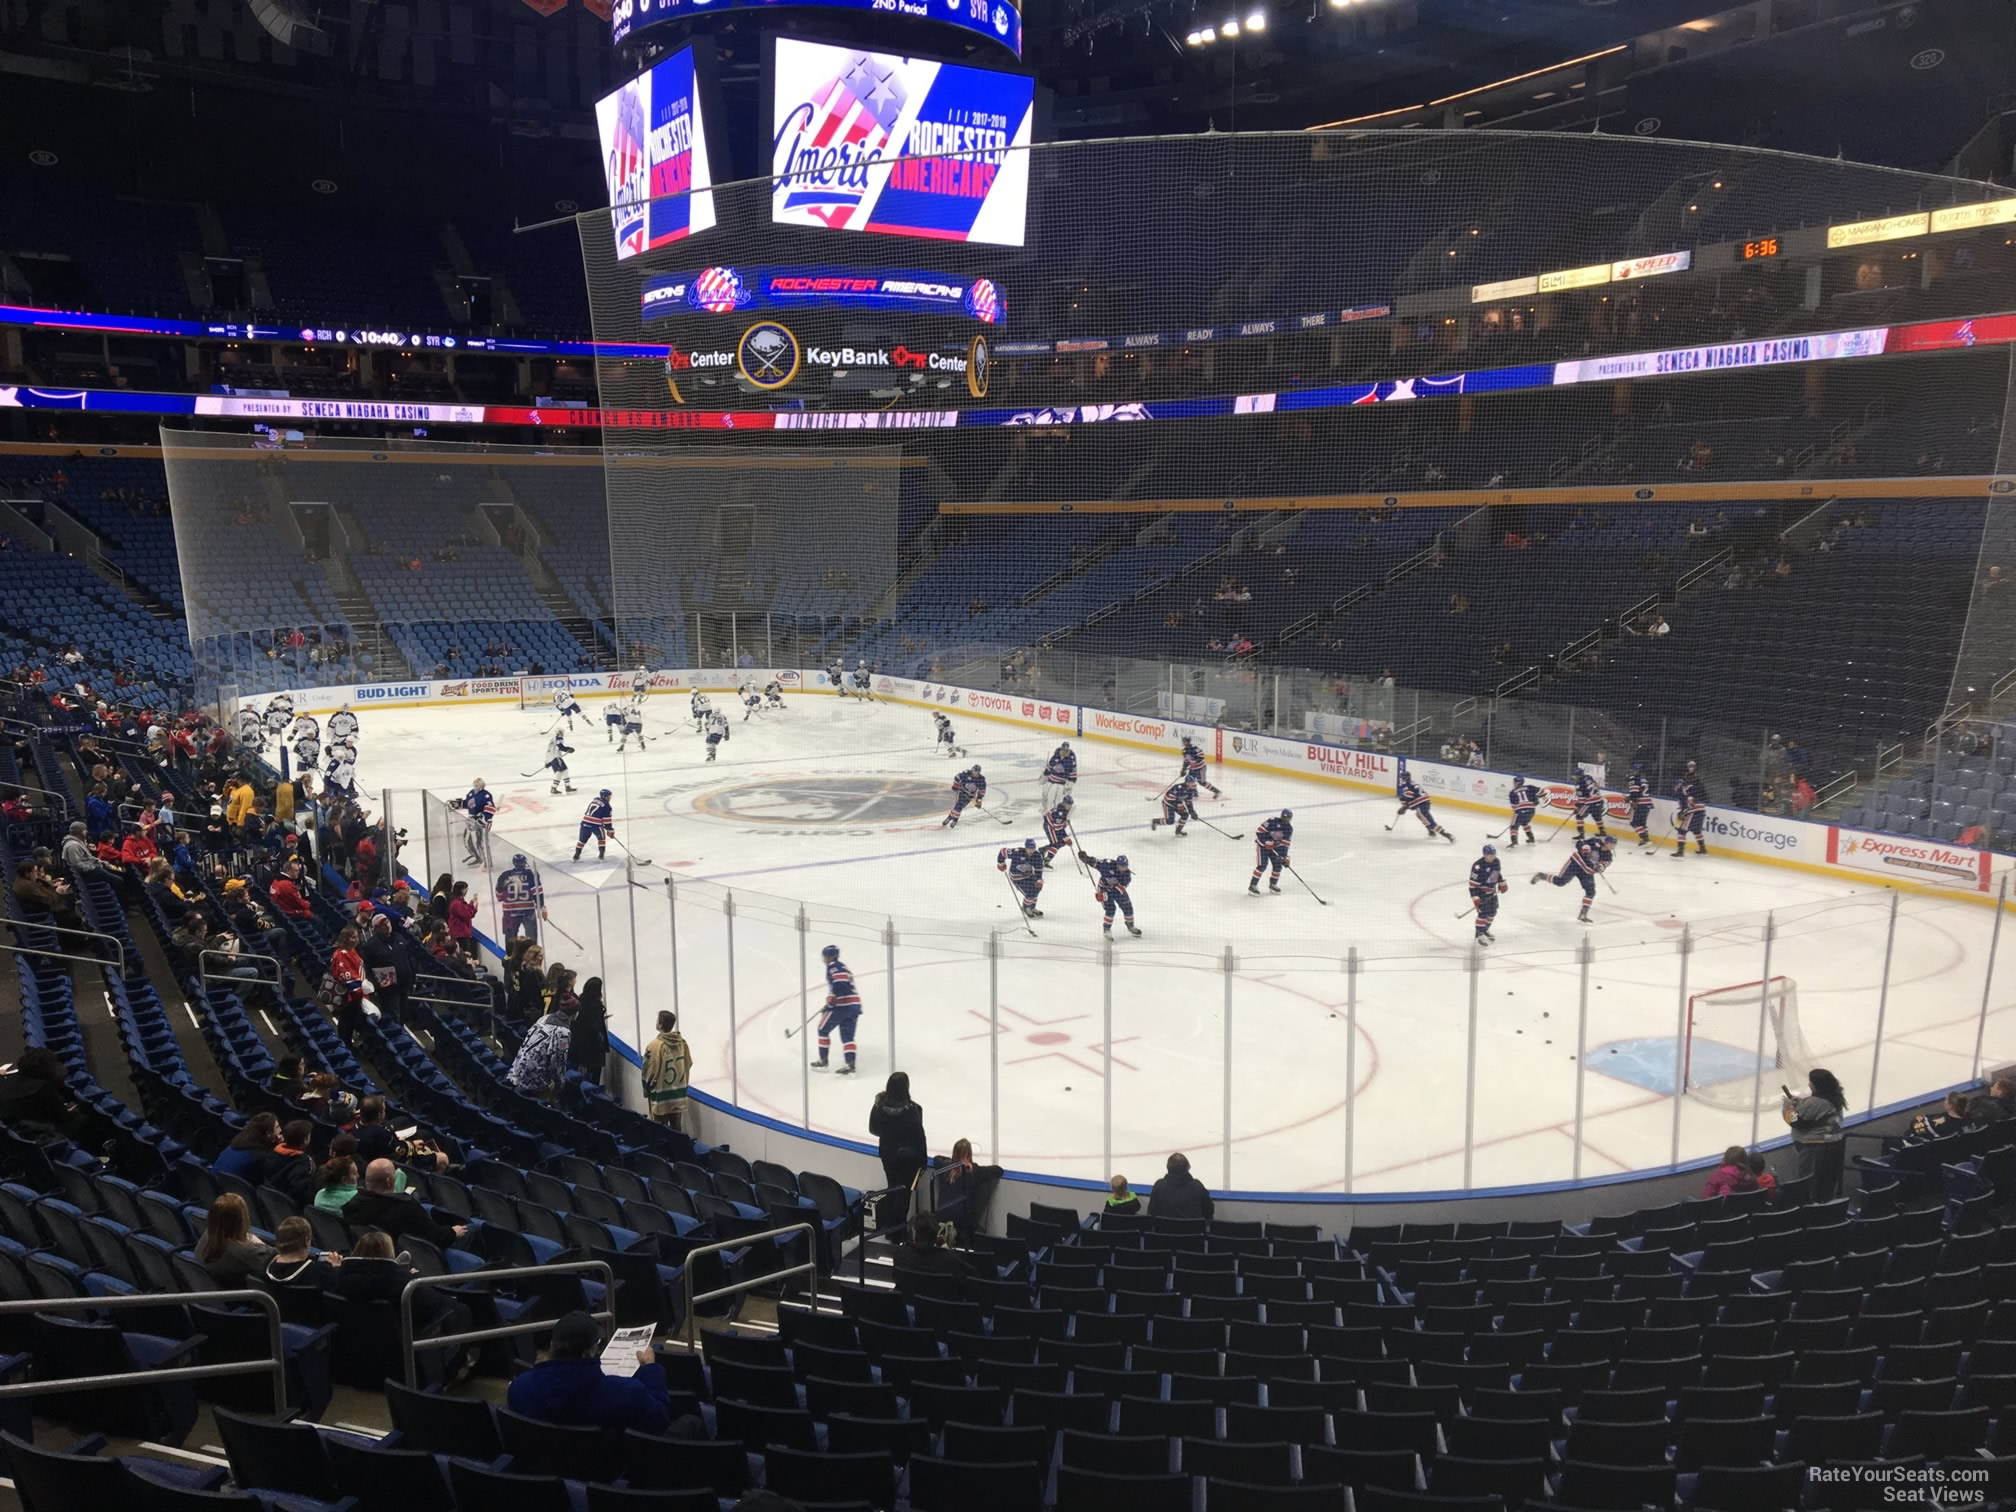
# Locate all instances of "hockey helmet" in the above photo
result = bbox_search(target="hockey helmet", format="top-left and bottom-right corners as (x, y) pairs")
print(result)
(821, 944), (840, 961)
(512, 854), (528, 868)
(1511, 775), (1524, 787)
(1482, 844), (1496, 856)
(1114, 854), (1128, 867)
(969, 763), (983, 774)
(1060, 793), (1074, 808)
(1281, 808), (1293, 819)
(1024, 837), (1039, 850)
(1059, 740), (1071, 749)
(598, 788), (612, 799)
(472, 776), (484, 787)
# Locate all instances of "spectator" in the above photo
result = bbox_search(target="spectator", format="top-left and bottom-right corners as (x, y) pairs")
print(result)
(1746, 1153), (1777, 1194)
(313, 1155), (364, 1214)
(13, 858), (83, 934)
(144, 858), (190, 922)
(870, 1072), (928, 1225)
(224, 775), (256, 830)
(328, 926), (367, 1039)
(361, 914), (409, 1026)
(1700, 1144), (1764, 1198)
(445, 881), (478, 959)
(1781, 1067), (1848, 1201)
(195, 1193), (273, 1283)
(892, 1213), (971, 1284)
(328, 1230), (475, 1376)
(269, 859), (313, 920)
(343, 1159), (466, 1249)
(0, 1047), (80, 1138)
(213, 1111), (285, 1184)
(507, 942), (547, 1022)
(261, 1217), (335, 1289)
(60, 821), (99, 877)
(507, 997), (573, 1099)
(569, 977), (610, 1086)
(1105, 1174), (1142, 1218)
(120, 827), (159, 873)
(507, 1310), (690, 1435)
(937, 1137), (1001, 1238)
(1148, 1152), (1215, 1221)
(642, 1010), (693, 1130)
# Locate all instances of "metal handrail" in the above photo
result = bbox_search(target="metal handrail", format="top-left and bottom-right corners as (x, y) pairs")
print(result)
(680, 1222), (817, 1350)
(0, 782), (74, 816)
(198, 949), (286, 985)
(0, 918), (126, 956)
(400, 1259), (615, 1388)
(0, 1288), (286, 1415)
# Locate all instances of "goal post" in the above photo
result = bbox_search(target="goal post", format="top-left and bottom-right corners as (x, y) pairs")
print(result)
(1683, 975), (1818, 1110)
(519, 675), (585, 711)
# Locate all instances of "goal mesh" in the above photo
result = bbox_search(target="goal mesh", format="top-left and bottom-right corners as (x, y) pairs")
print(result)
(1684, 976), (1818, 1110)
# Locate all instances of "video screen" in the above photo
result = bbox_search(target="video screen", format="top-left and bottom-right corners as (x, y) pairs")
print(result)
(595, 44), (718, 262)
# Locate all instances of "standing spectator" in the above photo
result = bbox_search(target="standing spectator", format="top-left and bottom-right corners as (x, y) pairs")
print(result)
(224, 774), (256, 831)
(569, 977), (610, 1086)
(506, 1311), (691, 1435)
(506, 942), (547, 1022)
(1148, 1152), (1215, 1221)
(870, 1072), (928, 1225)
(507, 997), (574, 1099)
(446, 881), (478, 958)
(642, 1010), (693, 1130)
(1781, 1068), (1848, 1201)
(329, 926), (367, 1041)
(360, 914), (409, 1027)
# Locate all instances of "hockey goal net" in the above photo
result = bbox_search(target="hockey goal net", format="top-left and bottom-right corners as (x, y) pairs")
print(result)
(1683, 976), (1818, 1109)
(518, 675), (582, 712)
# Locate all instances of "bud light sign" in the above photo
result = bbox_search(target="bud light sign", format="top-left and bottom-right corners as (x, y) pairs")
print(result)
(595, 45), (718, 263)
(771, 40), (1034, 248)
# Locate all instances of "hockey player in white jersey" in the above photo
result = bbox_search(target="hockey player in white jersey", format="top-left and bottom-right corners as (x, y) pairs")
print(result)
(544, 730), (576, 794)
(689, 691), (711, 731)
(326, 706), (359, 741)
(552, 686), (583, 727)
(741, 681), (762, 722)
(827, 658), (847, 697)
(630, 666), (649, 698)
(933, 712), (966, 758)
(764, 677), (785, 710)
(604, 697), (626, 743)
(851, 662), (872, 698)
(704, 708), (730, 762)
(616, 697), (648, 753)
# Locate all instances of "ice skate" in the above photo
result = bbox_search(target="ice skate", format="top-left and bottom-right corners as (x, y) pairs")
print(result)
(1126, 922), (1142, 936)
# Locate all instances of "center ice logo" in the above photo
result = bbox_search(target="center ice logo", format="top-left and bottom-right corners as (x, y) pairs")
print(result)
(692, 775), (959, 828)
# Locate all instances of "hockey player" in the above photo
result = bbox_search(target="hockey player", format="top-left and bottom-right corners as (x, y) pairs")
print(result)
(1571, 766), (1608, 839)
(1180, 737), (1222, 800)
(631, 666), (650, 698)
(741, 682), (762, 722)
(998, 837), (1045, 918)
(617, 698), (648, 753)
(461, 778), (497, 868)
(1085, 852), (1141, 936)
(327, 705), (359, 742)
(1248, 809), (1294, 894)
(1043, 742), (1078, 791)
(291, 729), (321, 781)
(943, 764), (986, 828)
(1468, 844), (1506, 946)
(544, 729), (575, 795)
(1673, 771), (1709, 857)
(498, 852), (545, 942)
(324, 749), (357, 800)
(551, 685), (583, 727)
(1397, 771), (1454, 842)
(573, 788), (615, 862)
(1040, 793), (1075, 866)
(604, 698), (627, 743)
(827, 658), (847, 697)
(851, 662), (872, 698)
(1150, 777), (1198, 836)
(1506, 776), (1542, 846)
(1627, 766), (1654, 847)
(764, 678), (785, 710)
(689, 691), (711, 732)
(811, 945), (862, 1075)
(704, 708), (729, 762)
(933, 712), (965, 759)
(1532, 831), (1611, 924)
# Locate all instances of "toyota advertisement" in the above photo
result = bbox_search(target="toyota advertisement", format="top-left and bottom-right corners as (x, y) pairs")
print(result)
(771, 40), (1034, 248)
(595, 45), (718, 262)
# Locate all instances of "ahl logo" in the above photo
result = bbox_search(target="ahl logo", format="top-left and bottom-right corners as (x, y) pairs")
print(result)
(738, 321), (799, 390)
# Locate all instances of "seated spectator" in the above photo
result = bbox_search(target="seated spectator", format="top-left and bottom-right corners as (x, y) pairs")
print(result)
(327, 1230), (474, 1375)
(507, 1310), (688, 1435)
(314, 1153), (378, 1213)
(13, 858), (83, 933)
(144, 858), (190, 922)
(60, 821), (99, 877)
(1701, 1144), (1766, 1198)
(269, 1120), (317, 1202)
(1105, 1174), (1142, 1218)
(261, 1217), (336, 1289)
(343, 1159), (465, 1249)
(1747, 1153), (1777, 1194)
(196, 1192), (273, 1283)
(0, 1047), (81, 1138)
(269, 1056), (304, 1097)
(1149, 1151), (1214, 1221)
(214, 1111), (286, 1185)
(120, 827), (159, 874)
(269, 859), (313, 920)
(892, 1213), (972, 1284)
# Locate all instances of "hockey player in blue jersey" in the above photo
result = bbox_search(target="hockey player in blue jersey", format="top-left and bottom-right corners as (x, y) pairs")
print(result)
(1506, 776), (1542, 846)
(704, 709), (729, 762)
(1180, 737), (1221, 799)
(933, 712), (965, 759)
(1150, 777), (1198, 836)
(943, 765), (986, 828)
(498, 853), (545, 942)
(1468, 844), (1506, 946)
(461, 777), (497, 868)
(551, 686), (583, 726)
(603, 699), (626, 743)
(617, 698), (648, 753)
(1043, 742), (1078, 791)
(1396, 773), (1455, 842)
(811, 944), (862, 1075)
(1532, 831), (1611, 923)
(1673, 768), (1709, 857)
(1248, 809), (1293, 894)
(573, 789), (615, 862)
(1040, 793), (1075, 866)
(998, 838), (1045, 917)
(1627, 766), (1654, 847)
(1571, 767), (1609, 839)
(543, 729), (575, 795)
(1084, 852), (1141, 936)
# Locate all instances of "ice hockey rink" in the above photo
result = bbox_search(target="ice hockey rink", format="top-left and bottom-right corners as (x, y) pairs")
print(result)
(328, 686), (2016, 1196)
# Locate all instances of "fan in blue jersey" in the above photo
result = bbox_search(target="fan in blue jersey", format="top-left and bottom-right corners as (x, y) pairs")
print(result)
(1531, 831), (1611, 923)
(1626, 766), (1654, 847)
(943, 765), (986, 829)
(811, 945), (862, 1075)
(1040, 793), (1075, 867)
(498, 853), (545, 942)
(1505, 776), (1542, 846)
(1248, 810), (1293, 894)
(1180, 737), (1221, 799)
(1571, 767), (1609, 839)
(603, 699), (626, 743)
(1468, 845), (1506, 946)
(1084, 853), (1140, 936)
(704, 709), (729, 762)
(461, 778), (497, 868)
(1043, 742), (1078, 791)
(1150, 777), (1197, 836)
(998, 838), (1045, 918)
(1396, 774), (1454, 842)
(573, 789), (615, 862)
(933, 711), (966, 759)
(1672, 769), (1709, 857)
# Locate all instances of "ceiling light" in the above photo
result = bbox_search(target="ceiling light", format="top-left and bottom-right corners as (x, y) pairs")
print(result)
(1220, 19), (1239, 35)
(1245, 9), (1265, 27)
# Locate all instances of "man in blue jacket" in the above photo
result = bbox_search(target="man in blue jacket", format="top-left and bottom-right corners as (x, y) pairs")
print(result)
(506, 1312), (684, 1434)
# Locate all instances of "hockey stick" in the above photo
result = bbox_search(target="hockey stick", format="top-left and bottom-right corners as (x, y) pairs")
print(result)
(545, 915), (583, 949)
(1382, 805), (1408, 832)
(1453, 902), (1477, 919)
(977, 801), (1015, 828)
(610, 833), (654, 867)
(1188, 809), (1245, 842)
(1000, 870), (1038, 937)
(1281, 858), (1330, 906)
(783, 1004), (830, 1041)
(1063, 818), (1090, 878)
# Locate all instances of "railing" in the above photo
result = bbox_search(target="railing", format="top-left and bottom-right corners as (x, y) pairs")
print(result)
(0, 1289), (286, 1416)
(0, 920), (127, 965)
(680, 1223), (817, 1351)
(198, 949), (286, 986)
(400, 1259), (614, 1388)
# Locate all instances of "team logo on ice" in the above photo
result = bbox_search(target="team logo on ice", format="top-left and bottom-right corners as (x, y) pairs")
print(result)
(691, 775), (953, 828)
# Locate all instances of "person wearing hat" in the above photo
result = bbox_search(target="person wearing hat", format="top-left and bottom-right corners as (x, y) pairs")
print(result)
(360, 912), (409, 1026)
(224, 877), (290, 965)
(506, 1310), (691, 1435)
(60, 820), (100, 877)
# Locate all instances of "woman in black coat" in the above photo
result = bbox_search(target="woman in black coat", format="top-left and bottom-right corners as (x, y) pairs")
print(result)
(869, 1072), (927, 1227)
(568, 976), (610, 1086)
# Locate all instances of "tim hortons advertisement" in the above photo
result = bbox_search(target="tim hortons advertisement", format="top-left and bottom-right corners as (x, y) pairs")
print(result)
(1827, 826), (1992, 891)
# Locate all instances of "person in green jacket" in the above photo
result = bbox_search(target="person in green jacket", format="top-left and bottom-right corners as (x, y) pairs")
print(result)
(1106, 1174), (1141, 1218)
(641, 1010), (694, 1131)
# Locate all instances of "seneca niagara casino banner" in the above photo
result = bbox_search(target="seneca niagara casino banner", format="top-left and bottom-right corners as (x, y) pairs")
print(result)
(771, 39), (1035, 248)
